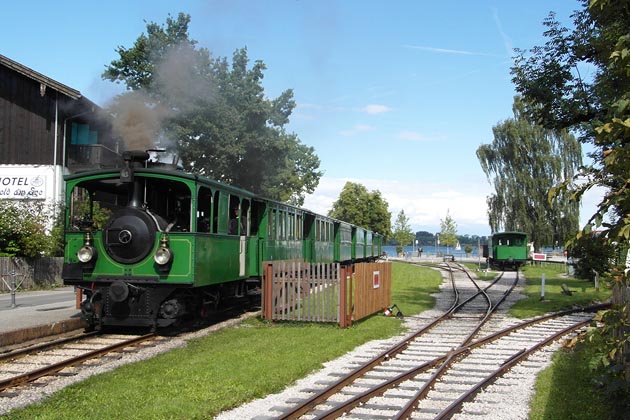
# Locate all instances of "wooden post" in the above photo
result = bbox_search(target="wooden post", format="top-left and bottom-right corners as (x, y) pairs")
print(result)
(339, 265), (353, 328)
(347, 265), (353, 327)
(76, 287), (82, 309)
(263, 262), (274, 320)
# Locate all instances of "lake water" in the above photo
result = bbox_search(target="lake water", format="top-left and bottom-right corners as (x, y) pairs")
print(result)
(382, 245), (482, 259)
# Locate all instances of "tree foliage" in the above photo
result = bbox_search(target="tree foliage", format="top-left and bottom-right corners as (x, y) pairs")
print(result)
(328, 182), (391, 239)
(511, 0), (630, 397)
(569, 232), (616, 280)
(439, 211), (458, 249)
(477, 97), (582, 249)
(0, 201), (62, 257)
(391, 210), (414, 249)
(511, 0), (630, 243)
(102, 13), (322, 206)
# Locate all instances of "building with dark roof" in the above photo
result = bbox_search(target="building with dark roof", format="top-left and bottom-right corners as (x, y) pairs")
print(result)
(0, 54), (120, 205)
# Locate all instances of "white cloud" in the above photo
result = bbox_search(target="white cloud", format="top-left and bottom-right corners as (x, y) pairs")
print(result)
(301, 176), (608, 237)
(339, 124), (375, 137)
(403, 44), (497, 57)
(302, 176), (492, 235)
(398, 131), (428, 142)
(492, 7), (513, 57)
(363, 104), (392, 114)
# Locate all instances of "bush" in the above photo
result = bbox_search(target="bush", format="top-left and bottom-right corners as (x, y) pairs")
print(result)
(569, 232), (616, 280)
(0, 201), (64, 257)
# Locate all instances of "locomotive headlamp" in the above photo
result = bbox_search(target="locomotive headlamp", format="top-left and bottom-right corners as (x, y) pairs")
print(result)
(78, 232), (97, 264)
(154, 234), (173, 267)
(78, 245), (96, 263)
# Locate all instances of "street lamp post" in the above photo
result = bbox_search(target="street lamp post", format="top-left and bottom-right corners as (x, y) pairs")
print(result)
(436, 233), (440, 257)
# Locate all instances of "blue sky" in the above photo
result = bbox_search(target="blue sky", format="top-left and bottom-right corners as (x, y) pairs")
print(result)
(2, 0), (599, 238)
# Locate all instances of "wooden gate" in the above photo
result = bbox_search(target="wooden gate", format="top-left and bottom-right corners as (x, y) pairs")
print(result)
(262, 261), (391, 327)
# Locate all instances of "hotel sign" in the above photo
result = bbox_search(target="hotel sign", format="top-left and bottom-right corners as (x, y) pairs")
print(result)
(0, 174), (47, 199)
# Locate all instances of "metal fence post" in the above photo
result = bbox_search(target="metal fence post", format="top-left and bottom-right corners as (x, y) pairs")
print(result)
(2, 270), (24, 308)
(10, 271), (16, 308)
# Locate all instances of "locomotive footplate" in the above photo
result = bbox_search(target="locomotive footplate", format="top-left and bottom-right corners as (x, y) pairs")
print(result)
(79, 282), (184, 329)
(104, 284), (177, 327)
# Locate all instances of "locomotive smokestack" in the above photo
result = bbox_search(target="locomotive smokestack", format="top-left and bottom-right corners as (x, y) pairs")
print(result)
(120, 150), (150, 207)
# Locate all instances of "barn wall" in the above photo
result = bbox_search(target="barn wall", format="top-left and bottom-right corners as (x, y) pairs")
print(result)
(0, 65), (61, 165)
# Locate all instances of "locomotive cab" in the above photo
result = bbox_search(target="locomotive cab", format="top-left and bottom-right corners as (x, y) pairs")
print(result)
(63, 151), (195, 329)
(488, 231), (528, 270)
(62, 150), (263, 330)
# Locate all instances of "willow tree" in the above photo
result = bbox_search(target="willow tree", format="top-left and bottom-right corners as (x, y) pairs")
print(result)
(476, 97), (582, 250)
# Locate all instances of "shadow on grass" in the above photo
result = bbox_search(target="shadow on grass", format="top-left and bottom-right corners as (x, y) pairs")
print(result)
(510, 267), (612, 319)
(529, 342), (622, 420)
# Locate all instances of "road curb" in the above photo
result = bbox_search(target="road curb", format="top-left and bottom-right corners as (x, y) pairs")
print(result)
(0, 317), (86, 348)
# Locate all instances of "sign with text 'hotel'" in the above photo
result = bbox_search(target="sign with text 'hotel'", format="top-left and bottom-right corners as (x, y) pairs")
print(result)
(0, 168), (49, 200)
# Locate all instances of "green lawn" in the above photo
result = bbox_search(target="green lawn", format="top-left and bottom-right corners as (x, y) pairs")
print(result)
(2, 262), (442, 420)
(510, 262), (611, 318)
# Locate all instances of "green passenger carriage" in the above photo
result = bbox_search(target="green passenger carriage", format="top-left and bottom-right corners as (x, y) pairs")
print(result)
(485, 231), (529, 270)
(62, 151), (383, 330)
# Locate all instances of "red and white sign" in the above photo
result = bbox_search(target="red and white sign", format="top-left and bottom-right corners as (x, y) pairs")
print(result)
(532, 253), (547, 261)
(373, 271), (380, 289)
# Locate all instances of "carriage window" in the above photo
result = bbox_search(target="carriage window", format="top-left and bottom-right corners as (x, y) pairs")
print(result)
(279, 210), (286, 239)
(296, 214), (302, 240)
(197, 187), (212, 233)
(68, 186), (113, 231)
(268, 209), (276, 239)
(288, 212), (295, 240)
(215, 191), (229, 233)
(212, 190), (220, 233)
(250, 201), (262, 236)
(240, 199), (250, 236)
(228, 195), (241, 235)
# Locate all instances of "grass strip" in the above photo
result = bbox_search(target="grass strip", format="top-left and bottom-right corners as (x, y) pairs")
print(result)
(514, 262), (621, 420)
(510, 262), (612, 318)
(3, 262), (442, 420)
(528, 342), (612, 420)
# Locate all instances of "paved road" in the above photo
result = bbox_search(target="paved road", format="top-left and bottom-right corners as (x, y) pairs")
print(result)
(0, 287), (75, 310)
(0, 287), (80, 333)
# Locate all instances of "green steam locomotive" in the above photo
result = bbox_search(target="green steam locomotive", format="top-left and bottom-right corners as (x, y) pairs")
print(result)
(62, 151), (383, 330)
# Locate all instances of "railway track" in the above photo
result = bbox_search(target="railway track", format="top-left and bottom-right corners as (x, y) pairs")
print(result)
(0, 309), (260, 416)
(0, 332), (161, 395)
(248, 263), (607, 420)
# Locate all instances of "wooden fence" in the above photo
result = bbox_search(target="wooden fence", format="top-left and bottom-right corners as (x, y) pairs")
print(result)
(0, 257), (63, 292)
(353, 262), (392, 320)
(262, 260), (391, 327)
